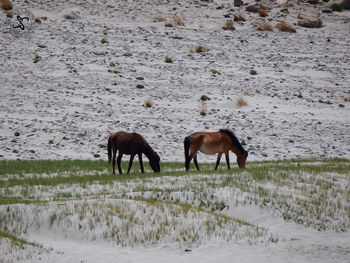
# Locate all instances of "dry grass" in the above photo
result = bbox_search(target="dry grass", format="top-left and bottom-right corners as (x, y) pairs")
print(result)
(153, 17), (166, 22)
(102, 27), (109, 35)
(234, 13), (246, 22)
(236, 96), (248, 107)
(0, 0), (12, 11)
(222, 21), (235, 31)
(173, 16), (184, 26)
(258, 8), (269, 17)
(144, 99), (153, 108)
(341, 95), (350, 102)
(199, 102), (207, 116)
(257, 22), (274, 32)
(190, 45), (210, 53)
(243, 90), (252, 96)
(277, 21), (296, 33)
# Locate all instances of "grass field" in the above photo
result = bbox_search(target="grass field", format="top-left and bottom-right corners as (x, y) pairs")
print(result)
(0, 158), (349, 256)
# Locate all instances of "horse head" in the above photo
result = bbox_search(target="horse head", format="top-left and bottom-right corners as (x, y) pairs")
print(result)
(237, 151), (248, 168)
(149, 151), (161, 172)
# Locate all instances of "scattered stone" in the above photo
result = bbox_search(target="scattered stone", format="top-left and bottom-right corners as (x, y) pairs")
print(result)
(298, 9), (322, 28)
(234, 0), (244, 7)
(322, 8), (332, 13)
(64, 11), (81, 20)
(246, 4), (260, 13)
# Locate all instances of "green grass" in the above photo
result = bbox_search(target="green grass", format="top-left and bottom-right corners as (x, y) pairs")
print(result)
(0, 159), (107, 175)
(0, 158), (349, 249)
(0, 158), (349, 188)
(0, 230), (41, 248)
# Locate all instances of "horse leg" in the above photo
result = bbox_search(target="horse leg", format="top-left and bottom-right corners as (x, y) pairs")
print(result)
(225, 152), (231, 169)
(185, 154), (192, 171)
(112, 148), (117, 175)
(127, 154), (135, 174)
(215, 153), (222, 170)
(117, 153), (123, 174)
(138, 154), (144, 173)
(188, 139), (202, 171)
(184, 136), (191, 171)
(193, 154), (200, 171)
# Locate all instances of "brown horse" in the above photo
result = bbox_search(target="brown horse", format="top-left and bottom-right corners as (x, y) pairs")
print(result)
(184, 129), (248, 170)
(107, 131), (160, 174)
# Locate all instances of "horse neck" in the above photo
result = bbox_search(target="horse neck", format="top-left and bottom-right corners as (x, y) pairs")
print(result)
(141, 143), (156, 160)
(231, 145), (247, 158)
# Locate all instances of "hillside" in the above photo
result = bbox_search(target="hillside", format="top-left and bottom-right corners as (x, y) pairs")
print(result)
(0, 0), (349, 163)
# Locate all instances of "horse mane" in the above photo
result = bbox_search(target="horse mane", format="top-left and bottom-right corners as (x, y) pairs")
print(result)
(219, 129), (247, 154)
(134, 133), (160, 161)
(143, 143), (160, 161)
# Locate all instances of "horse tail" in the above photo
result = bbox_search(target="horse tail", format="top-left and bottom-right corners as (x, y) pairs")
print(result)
(107, 136), (112, 163)
(184, 136), (191, 170)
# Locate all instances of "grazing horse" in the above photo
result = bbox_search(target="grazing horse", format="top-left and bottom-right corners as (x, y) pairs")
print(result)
(184, 129), (248, 171)
(107, 131), (160, 174)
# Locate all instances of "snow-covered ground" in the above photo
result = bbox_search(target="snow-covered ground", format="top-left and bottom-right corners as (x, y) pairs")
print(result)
(0, 0), (349, 262)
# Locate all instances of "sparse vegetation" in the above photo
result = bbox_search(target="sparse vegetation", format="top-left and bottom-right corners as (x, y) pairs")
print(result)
(250, 69), (257, 75)
(200, 95), (210, 101)
(236, 96), (248, 107)
(0, 0), (13, 11)
(277, 21), (296, 33)
(0, 159), (348, 244)
(209, 69), (220, 75)
(33, 54), (42, 63)
(222, 21), (235, 31)
(107, 69), (120, 74)
(330, 3), (343, 12)
(164, 56), (173, 63)
(173, 16), (184, 26)
(144, 99), (153, 108)
(153, 17), (166, 22)
(258, 8), (268, 17)
(100, 38), (108, 44)
(257, 22), (273, 32)
(199, 102), (207, 116)
(190, 45), (209, 53)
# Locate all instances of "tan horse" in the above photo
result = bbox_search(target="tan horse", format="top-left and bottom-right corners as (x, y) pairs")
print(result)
(184, 129), (248, 170)
(107, 131), (160, 174)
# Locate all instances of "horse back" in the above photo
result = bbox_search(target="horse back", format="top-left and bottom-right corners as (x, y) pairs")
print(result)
(110, 131), (146, 154)
(189, 131), (232, 154)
